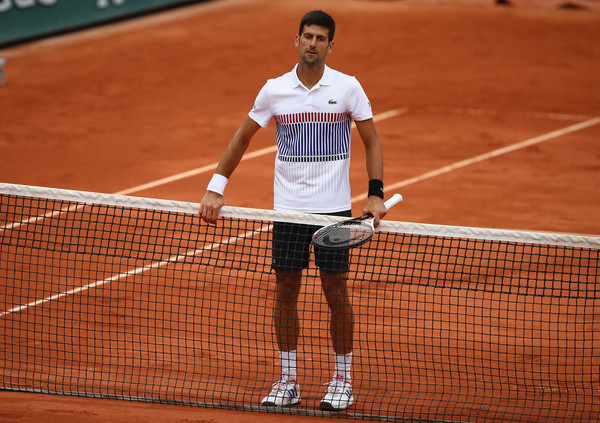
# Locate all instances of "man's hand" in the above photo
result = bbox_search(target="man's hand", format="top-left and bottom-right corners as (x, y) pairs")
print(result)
(363, 196), (387, 227)
(199, 191), (226, 224)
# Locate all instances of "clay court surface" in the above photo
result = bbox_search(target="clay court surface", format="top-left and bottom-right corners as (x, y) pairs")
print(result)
(0, 0), (599, 421)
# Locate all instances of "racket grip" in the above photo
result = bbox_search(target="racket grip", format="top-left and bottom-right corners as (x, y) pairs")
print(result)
(384, 193), (403, 210)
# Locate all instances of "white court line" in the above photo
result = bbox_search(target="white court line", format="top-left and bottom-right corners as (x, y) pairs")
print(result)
(0, 109), (408, 231)
(114, 108), (409, 196)
(0, 108), (409, 316)
(3, 112), (599, 317)
(426, 106), (596, 122)
(352, 116), (600, 202)
(0, 223), (272, 318)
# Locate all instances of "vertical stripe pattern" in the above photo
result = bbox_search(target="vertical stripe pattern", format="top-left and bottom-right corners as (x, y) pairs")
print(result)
(273, 112), (352, 210)
(275, 112), (351, 161)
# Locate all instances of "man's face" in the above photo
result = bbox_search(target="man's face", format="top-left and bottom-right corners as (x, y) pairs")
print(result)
(295, 24), (333, 66)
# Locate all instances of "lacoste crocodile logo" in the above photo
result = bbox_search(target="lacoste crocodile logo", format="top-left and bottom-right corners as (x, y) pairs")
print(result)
(328, 99), (337, 104)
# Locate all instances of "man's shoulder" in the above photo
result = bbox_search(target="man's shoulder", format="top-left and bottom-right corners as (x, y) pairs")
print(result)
(327, 66), (352, 78)
(263, 67), (297, 89)
(325, 66), (362, 87)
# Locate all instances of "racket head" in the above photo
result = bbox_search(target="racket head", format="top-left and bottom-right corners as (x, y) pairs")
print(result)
(312, 215), (375, 250)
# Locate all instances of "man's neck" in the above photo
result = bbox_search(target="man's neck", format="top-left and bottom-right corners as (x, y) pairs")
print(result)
(296, 62), (325, 90)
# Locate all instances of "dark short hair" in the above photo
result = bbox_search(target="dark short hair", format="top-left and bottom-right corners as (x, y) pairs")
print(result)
(299, 10), (335, 42)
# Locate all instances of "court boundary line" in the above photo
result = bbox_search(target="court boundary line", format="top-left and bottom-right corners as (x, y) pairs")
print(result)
(113, 108), (409, 195)
(0, 221), (271, 318)
(114, 107), (597, 197)
(353, 116), (600, 201)
(2, 111), (599, 317)
(0, 108), (409, 231)
(425, 106), (598, 122)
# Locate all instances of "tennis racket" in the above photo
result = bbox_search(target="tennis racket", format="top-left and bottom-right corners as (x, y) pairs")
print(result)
(312, 193), (403, 250)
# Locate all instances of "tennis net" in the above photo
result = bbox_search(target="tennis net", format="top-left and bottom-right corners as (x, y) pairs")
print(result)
(1, 182), (599, 422)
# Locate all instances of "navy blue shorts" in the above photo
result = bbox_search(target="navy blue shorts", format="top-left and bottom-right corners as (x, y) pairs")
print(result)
(271, 210), (352, 273)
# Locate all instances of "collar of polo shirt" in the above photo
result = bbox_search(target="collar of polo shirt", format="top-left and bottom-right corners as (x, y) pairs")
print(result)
(289, 64), (333, 90)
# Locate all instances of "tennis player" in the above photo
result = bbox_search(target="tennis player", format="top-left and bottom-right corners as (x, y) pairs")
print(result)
(199, 10), (387, 411)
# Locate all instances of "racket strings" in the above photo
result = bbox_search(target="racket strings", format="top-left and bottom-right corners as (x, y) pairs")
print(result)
(313, 220), (374, 249)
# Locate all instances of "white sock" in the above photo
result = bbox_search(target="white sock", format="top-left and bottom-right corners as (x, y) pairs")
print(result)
(334, 352), (352, 382)
(279, 350), (297, 381)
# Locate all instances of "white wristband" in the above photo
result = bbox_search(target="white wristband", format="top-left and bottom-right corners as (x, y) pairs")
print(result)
(207, 173), (228, 195)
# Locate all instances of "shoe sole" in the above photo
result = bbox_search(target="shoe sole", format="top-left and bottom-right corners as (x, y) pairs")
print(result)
(262, 398), (301, 407)
(320, 398), (354, 411)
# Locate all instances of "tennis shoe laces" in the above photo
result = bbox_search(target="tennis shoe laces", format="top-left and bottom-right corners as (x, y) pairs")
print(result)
(320, 376), (354, 411)
(261, 379), (301, 407)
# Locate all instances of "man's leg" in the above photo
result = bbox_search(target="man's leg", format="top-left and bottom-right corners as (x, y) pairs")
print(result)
(319, 270), (355, 411)
(274, 270), (302, 356)
(320, 271), (353, 355)
(261, 270), (302, 406)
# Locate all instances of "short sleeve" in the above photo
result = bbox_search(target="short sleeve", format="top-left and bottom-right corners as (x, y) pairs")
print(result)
(248, 82), (273, 128)
(348, 77), (373, 122)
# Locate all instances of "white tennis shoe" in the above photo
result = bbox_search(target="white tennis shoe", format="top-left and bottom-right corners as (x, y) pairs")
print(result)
(320, 377), (354, 411)
(261, 379), (301, 407)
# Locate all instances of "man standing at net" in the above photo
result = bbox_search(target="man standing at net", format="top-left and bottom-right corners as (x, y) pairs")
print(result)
(199, 10), (387, 411)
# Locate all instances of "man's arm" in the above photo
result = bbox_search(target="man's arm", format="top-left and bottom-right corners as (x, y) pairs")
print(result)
(355, 118), (387, 226)
(199, 116), (261, 224)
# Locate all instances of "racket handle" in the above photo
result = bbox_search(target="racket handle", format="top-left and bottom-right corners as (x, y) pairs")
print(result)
(384, 193), (403, 210)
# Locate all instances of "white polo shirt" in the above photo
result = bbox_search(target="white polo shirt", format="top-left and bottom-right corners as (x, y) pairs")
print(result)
(249, 64), (373, 213)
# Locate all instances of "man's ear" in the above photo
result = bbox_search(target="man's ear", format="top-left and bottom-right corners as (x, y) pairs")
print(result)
(294, 34), (300, 48)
